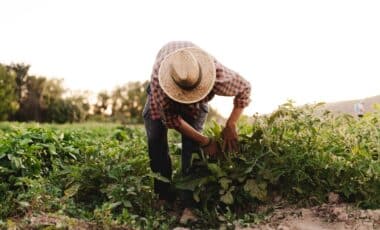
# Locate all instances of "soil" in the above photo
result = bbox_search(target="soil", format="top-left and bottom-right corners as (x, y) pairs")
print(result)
(8, 193), (380, 229)
(235, 203), (380, 230)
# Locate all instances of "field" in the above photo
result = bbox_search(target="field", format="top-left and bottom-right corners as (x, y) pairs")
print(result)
(0, 103), (379, 229)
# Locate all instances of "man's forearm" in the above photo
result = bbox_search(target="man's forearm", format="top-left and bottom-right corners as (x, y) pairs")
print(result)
(221, 106), (244, 152)
(176, 117), (209, 146)
(174, 106), (244, 146)
(226, 106), (244, 126)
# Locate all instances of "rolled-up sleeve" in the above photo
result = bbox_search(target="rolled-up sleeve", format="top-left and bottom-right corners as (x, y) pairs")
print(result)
(212, 60), (251, 108)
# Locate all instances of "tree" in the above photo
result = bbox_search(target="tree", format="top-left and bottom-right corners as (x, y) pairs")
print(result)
(15, 76), (47, 121)
(46, 98), (82, 123)
(65, 92), (91, 121)
(1, 62), (106, 123)
(7, 63), (30, 102)
(110, 81), (148, 124)
(15, 76), (85, 123)
(0, 65), (18, 120)
(40, 78), (65, 110)
(93, 91), (111, 117)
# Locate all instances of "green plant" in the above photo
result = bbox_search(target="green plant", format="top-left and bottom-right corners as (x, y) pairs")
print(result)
(1, 103), (379, 228)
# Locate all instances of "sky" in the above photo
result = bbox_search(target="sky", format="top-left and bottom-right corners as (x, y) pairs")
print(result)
(1, 0), (379, 116)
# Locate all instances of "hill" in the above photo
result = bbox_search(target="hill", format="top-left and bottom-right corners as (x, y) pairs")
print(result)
(323, 95), (380, 115)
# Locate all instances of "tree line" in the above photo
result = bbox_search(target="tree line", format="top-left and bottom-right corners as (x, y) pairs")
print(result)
(0, 63), (223, 124)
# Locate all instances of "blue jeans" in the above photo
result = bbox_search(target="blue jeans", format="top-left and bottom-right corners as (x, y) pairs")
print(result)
(142, 96), (208, 201)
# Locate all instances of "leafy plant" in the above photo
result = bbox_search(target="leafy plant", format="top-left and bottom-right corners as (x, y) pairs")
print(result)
(1, 102), (379, 229)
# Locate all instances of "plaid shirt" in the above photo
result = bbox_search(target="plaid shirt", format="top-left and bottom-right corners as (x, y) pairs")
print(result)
(149, 41), (251, 129)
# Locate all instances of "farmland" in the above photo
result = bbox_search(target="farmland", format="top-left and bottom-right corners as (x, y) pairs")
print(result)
(0, 103), (379, 229)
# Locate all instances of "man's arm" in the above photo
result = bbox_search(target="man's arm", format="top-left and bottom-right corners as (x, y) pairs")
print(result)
(172, 106), (244, 155)
(212, 60), (251, 152)
(176, 117), (219, 156)
(176, 117), (209, 145)
(153, 82), (218, 155)
(223, 106), (244, 152)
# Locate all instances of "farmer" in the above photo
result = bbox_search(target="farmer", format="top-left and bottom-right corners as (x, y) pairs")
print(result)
(354, 101), (365, 118)
(142, 41), (251, 219)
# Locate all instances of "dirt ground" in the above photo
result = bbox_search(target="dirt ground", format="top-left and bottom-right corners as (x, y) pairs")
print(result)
(8, 204), (380, 230)
(235, 203), (380, 230)
(178, 193), (380, 230)
(8, 193), (380, 230)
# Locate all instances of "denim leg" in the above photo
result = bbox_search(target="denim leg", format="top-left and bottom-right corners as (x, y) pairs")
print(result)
(181, 104), (209, 175)
(143, 99), (173, 201)
(180, 105), (208, 207)
(181, 135), (200, 175)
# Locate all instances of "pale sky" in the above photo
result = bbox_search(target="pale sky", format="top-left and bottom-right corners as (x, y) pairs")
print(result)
(1, 0), (379, 116)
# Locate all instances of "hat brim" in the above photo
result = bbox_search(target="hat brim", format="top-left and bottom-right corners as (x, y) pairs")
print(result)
(158, 47), (216, 104)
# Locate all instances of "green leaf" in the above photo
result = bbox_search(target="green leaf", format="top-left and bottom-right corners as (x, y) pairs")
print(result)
(207, 163), (225, 177)
(243, 164), (254, 174)
(68, 152), (77, 160)
(175, 176), (214, 191)
(64, 183), (81, 198)
(0, 166), (13, 174)
(108, 201), (122, 210)
(292, 186), (303, 194)
(244, 179), (267, 201)
(64, 146), (79, 155)
(193, 188), (201, 202)
(191, 152), (200, 162)
(10, 156), (23, 169)
(219, 177), (232, 190)
(147, 172), (171, 183)
(19, 138), (32, 146)
(123, 200), (132, 208)
(48, 144), (57, 155)
(220, 190), (234, 205)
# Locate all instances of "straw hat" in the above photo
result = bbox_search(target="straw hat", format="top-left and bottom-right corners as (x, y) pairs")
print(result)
(158, 47), (216, 104)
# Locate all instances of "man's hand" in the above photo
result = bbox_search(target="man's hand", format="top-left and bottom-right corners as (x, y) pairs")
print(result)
(222, 123), (239, 153)
(201, 138), (219, 156)
(175, 119), (220, 156)
(223, 106), (244, 153)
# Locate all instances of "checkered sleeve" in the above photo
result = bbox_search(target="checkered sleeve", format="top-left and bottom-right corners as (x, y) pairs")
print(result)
(156, 85), (181, 129)
(150, 76), (181, 129)
(212, 60), (251, 108)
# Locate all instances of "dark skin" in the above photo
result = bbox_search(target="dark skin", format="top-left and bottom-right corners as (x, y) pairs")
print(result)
(175, 106), (244, 155)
